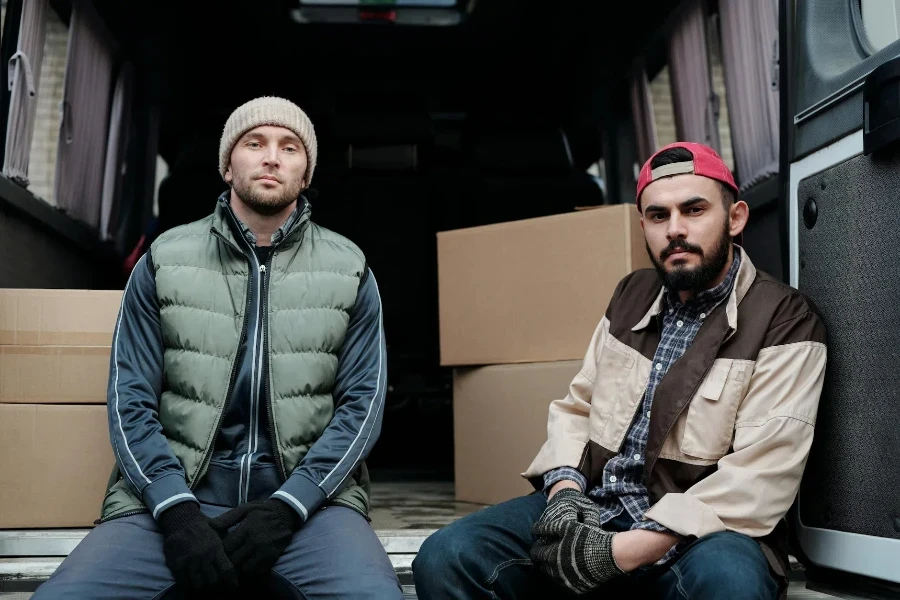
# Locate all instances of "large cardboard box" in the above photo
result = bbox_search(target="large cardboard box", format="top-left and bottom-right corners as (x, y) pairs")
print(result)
(0, 289), (123, 346)
(437, 204), (651, 366)
(0, 404), (114, 528)
(0, 345), (110, 403)
(453, 360), (581, 505)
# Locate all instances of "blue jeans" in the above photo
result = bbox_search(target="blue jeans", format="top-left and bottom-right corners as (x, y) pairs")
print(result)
(412, 493), (779, 600)
(32, 504), (402, 599)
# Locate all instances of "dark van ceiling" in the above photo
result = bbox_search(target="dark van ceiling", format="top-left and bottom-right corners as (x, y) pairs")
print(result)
(88, 0), (678, 168)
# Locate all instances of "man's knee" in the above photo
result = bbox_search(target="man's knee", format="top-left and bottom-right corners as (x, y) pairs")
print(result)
(414, 526), (461, 576)
(413, 522), (477, 587)
(673, 532), (778, 600)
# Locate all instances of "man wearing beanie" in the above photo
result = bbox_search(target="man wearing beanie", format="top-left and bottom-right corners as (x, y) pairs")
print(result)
(413, 142), (828, 600)
(34, 97), (403, 598)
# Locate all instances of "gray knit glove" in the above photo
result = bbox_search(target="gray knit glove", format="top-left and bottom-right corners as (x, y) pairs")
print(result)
(538, 488), (602, 528)
(530, 519), (625, 594)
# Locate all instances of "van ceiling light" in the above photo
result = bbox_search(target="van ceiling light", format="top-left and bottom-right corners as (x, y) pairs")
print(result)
(359, 9), (397, 22)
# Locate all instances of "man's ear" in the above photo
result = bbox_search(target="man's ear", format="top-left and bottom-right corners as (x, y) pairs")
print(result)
(729, 200), (750, 238)
(224, 165), (233, 184)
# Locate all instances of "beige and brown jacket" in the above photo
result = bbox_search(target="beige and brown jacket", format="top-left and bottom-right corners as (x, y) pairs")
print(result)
(522, 251), (827, 583)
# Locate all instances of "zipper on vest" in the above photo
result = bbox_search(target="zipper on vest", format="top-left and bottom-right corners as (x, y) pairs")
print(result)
(261, 252), (287, 482)
(97, 508), (149, 524)
(240, 259), (267, 504)
(236, 247), (266, 504)
(197, 230), (253, 490)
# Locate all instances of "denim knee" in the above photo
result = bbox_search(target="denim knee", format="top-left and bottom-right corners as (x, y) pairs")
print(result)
(673, 531), (777, 600)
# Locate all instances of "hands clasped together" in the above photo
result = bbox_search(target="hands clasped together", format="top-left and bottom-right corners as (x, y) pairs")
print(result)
(158, 499), (302, 594)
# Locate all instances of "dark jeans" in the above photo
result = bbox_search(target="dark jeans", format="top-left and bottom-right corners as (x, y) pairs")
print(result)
(412, 493), (779, 600)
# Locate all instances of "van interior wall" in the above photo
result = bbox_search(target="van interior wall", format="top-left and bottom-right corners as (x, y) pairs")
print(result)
(0, 195), (119, 289)
(88, 0), (678, 478)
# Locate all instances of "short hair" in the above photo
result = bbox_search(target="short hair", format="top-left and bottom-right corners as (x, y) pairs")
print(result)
(649, 147), (734, 207)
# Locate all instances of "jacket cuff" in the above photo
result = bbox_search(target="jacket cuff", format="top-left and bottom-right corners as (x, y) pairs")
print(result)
(142, 472), (198, 520)
(643, 493), (726, 539)
(522, 437), (589, 490)
(272, 472), (327, 523)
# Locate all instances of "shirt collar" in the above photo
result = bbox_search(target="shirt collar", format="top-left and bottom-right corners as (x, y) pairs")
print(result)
(632, 247), (744, 332)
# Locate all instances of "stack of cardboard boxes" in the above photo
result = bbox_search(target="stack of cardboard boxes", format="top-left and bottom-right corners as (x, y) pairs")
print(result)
(0, 289), (123, 528)
(438, 204), (652, 505)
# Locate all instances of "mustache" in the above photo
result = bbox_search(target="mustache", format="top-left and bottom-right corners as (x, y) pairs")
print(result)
(660, 239), (704, 261)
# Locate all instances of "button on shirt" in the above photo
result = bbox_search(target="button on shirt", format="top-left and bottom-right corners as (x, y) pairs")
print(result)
(544, 249), (742, 548)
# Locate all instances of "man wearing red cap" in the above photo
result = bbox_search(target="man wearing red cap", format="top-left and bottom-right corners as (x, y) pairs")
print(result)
(413, 142), (827, 600)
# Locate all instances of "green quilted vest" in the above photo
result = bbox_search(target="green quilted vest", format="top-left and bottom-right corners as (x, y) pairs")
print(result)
(100, 202), (370, 522)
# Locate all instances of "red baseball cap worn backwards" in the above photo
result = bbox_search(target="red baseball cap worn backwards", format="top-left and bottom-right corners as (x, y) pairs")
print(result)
(635, 142), (739, 212)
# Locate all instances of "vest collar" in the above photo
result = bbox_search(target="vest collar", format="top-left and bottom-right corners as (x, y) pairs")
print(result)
(211, 192), (312, 252)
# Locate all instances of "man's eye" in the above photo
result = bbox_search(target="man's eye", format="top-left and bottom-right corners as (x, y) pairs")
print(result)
(284, 147), (297, 153)
(247, 142), (261, 148)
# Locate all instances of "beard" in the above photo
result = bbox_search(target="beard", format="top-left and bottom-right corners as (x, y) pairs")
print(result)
(231, 168), (304, 216)
(647, 219), (732, 293)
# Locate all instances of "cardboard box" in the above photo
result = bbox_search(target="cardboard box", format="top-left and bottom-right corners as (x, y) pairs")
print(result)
(0, 404), (114, 528)
(437, 204), (651, 366)
(0, 289), (123, 346)
(0, 345), (110, 403)
(453, 360), (581, 505)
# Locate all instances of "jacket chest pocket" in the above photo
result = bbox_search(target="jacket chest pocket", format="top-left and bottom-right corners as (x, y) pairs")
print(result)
(680, 359), (752, 460)
(590, 341), (636, 431)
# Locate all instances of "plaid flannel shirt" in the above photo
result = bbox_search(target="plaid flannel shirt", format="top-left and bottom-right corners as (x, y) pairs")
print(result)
(543, 249), (742, 562)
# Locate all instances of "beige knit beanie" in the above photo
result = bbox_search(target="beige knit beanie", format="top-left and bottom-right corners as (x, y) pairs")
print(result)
(218, 96), (317, 186)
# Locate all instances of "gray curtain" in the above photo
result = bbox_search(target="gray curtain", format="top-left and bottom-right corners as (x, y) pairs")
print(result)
(667, 0), (720, 151)
(54, 0), (115, 229)
(2, 0), (49, 186)
(101, 62), (133, 241)
(630, 69), (658, 163)
(719, 0), (779, 190)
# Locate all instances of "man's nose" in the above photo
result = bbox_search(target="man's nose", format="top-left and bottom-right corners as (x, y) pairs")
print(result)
(666, 213), (688, 240)
(261, 146), (280, 167)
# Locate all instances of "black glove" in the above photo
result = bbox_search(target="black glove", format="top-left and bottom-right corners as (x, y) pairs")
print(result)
(158, 501), (239, 592)
(531, 519), (625, 594)
(209, 498), (303, 578)
(538, 488), (603, 528)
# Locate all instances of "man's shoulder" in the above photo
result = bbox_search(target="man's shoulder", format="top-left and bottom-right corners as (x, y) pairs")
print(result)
(148, 215), (217, 270)
(606, 268), (663, 314)
(747, 270), (823, 325)
(307, 222), (366, 264)
(600, 269), (664, 341)
(152, 216), (214, 249)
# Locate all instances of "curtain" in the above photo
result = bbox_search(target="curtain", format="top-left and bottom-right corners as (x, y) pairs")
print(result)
(667, 0), (720, 151)
(630, 69), (658, 163)
(54, 0), (116, 229)
(101, 62), (134, 241)
(719, 0), (779, 190)
(2, 0), (49, 186)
